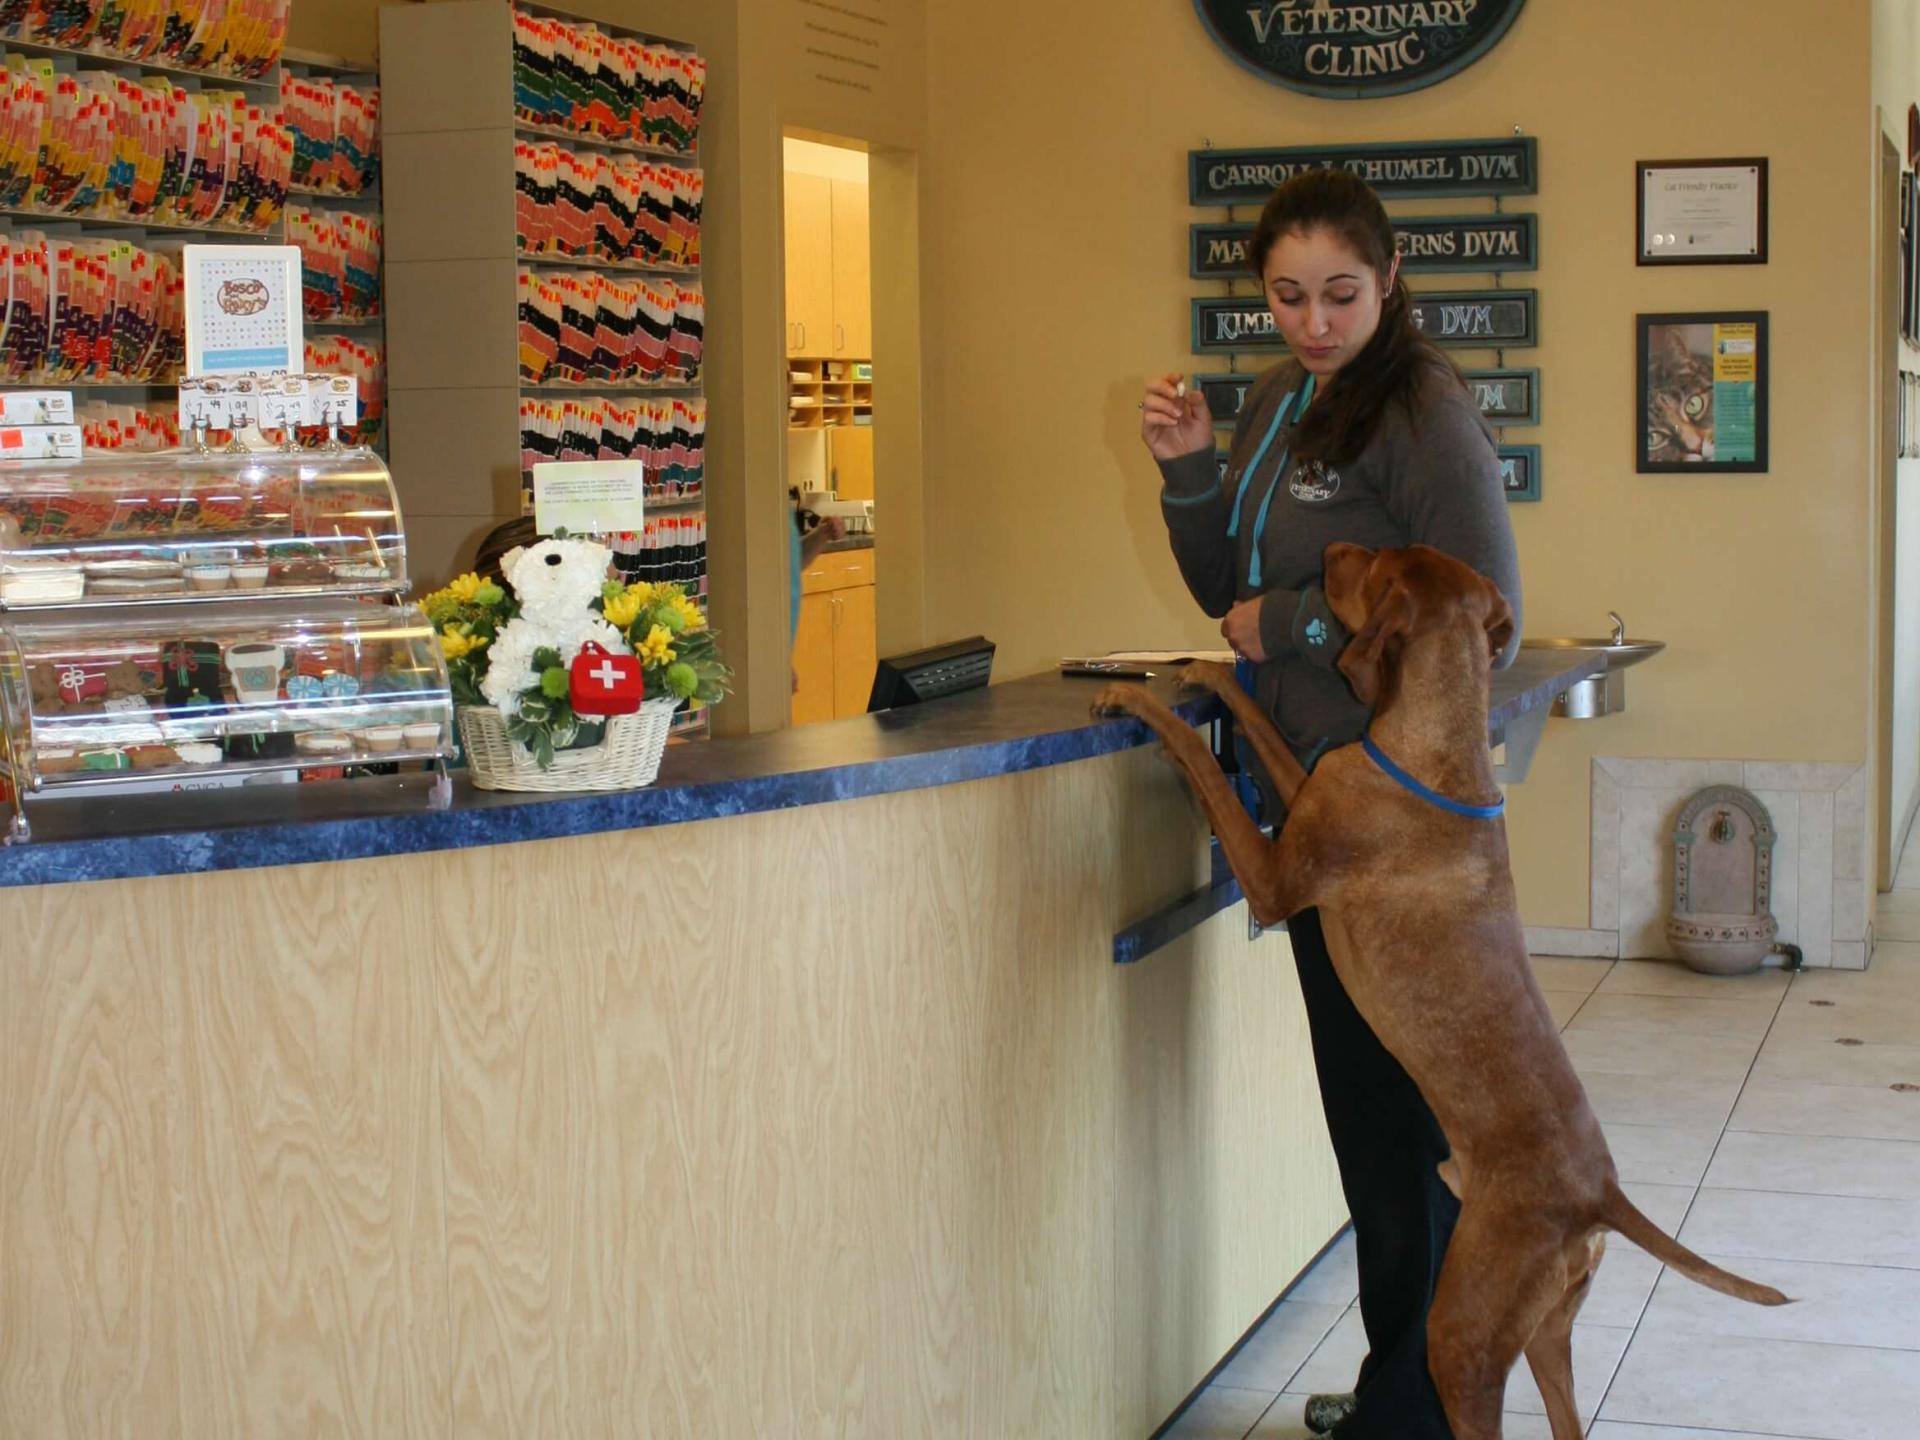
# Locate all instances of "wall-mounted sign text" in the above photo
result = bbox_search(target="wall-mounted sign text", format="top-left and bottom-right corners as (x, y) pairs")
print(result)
(1191, 213), (1537, 279)
(1498, 445), (1540, 502)
(1193, 0), (1529, 101)
(1408, 289), (1536, 348)
(1396, 213), (1537, 272)
(1193, 372), (1255, 425)
(1190, 137), (1537, 207)
(1463, 368), (1539, 425)
(1192, 298), (1288, 353)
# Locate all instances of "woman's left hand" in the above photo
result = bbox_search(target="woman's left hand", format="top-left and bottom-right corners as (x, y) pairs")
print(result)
(1221, 598), (1267, 663)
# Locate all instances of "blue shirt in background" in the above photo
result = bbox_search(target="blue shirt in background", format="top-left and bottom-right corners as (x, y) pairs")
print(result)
(789, 518), (803, 645)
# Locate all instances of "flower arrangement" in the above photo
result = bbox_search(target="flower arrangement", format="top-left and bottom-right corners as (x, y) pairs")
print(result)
(420, 543), (729, 769)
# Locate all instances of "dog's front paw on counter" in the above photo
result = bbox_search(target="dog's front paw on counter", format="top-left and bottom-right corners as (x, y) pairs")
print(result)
(1177, 660), (1233, 693)
(1089, 684), (1148, 719)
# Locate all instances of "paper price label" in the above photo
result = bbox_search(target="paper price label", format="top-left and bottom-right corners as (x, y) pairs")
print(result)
(311, 374), (358, 428)
(257, 377), (309, 431)
(177, 378), (235, 431)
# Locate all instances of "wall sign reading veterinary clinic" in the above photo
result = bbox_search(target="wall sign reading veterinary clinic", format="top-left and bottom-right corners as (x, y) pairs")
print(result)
(1193, 0), (1529, 100)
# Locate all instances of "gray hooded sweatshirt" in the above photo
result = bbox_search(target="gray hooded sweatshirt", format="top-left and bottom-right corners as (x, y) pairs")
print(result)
(1157, 358), (1522, 774)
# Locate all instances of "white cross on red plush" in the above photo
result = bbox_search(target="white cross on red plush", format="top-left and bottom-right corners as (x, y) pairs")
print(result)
(589, 659), (623, 689)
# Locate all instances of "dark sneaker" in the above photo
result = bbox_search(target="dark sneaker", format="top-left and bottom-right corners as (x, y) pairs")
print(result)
(1303, 1391), (1357, 1434)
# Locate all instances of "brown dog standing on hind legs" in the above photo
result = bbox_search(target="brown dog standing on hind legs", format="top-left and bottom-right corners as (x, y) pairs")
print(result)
(1094, 541), (1788, 1440)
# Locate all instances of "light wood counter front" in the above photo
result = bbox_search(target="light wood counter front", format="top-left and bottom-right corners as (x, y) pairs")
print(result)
(0, 744), (1344, 1437)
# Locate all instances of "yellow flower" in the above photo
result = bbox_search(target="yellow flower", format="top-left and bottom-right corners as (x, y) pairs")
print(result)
(624, 581), (657, 608)
(445, 573), (483, 604)
(602, 590), (642, 629)
(668, 593), (704, 631)
(636, 624), (676, 667)
(440, 624), (489, 662)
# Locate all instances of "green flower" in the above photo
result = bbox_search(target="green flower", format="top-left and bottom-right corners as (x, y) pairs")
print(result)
(656, 604), (688, 634)
(540, 665), (569, 699)
(474, 580), (505, 608)
(664, 661), (698, 699)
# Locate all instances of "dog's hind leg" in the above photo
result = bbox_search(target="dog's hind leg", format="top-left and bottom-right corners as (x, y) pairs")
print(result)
(1428, 1204), (1571, 1440)
(1174, 662), (1310, 807)
(1523, 1232), (1604, 1440)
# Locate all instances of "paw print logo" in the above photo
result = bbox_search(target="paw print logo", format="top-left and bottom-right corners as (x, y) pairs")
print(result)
(1305, 618), (1328, 646)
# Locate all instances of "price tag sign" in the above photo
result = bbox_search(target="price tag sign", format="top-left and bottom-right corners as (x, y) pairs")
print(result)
(310, 373), (359, 428)
(177, 376), (236, 431)
(532, 460), (647, 536)
(257, 375), (309, 431)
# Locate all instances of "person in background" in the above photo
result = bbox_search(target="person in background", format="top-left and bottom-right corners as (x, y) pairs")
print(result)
(1139, 168), (1522, 1439)
(789, 486), (844, 694)
(472, 515), (540, 588)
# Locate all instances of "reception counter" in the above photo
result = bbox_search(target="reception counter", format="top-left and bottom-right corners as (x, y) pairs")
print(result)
(0, 656), (1595, 1438)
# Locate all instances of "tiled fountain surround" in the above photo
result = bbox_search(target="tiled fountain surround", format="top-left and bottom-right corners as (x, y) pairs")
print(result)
(1524, 760), (1872, 970)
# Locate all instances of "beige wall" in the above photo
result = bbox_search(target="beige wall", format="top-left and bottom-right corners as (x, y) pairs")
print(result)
(288, 0), (384, 63)
(918, 1), (1876, 931)
(303, 3), (1886, 931)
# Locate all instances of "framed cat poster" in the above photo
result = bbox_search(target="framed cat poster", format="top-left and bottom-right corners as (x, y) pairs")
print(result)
(1636, 312), (1769, 473)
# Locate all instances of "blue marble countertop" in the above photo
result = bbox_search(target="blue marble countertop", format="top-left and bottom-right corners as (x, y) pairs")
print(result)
(0, 650), (1598, 890)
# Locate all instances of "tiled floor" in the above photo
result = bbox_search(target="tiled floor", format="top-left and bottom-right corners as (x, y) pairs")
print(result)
(1162, 855), (1920, 1440)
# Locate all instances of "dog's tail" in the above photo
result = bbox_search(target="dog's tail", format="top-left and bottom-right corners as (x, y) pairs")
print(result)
(1600, 1185), (1791, 1306)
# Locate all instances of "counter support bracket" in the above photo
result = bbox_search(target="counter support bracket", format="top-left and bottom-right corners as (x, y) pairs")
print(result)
(1491, 702), (1550, 785)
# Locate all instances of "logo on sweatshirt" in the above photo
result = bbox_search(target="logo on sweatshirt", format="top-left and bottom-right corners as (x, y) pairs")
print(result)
(1289, 461), (1341, 503)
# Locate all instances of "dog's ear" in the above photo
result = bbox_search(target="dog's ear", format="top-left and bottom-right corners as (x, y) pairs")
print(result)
(498, 545), (527, 587)
(1337, 576), (1416, 706)
(1483, 582), (1516, 663)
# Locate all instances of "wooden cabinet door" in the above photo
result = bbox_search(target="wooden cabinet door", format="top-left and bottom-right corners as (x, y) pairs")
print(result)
(792, 591), (836, 724)
(829, 178), (872, 357)
(828, 424), (874, 501)
(832, 584), (878, 719)
(784, 172), (834, 355)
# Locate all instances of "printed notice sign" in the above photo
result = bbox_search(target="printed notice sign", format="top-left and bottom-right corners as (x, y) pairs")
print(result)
(532, 460), (647, 536)
(1711, 322), (1759, 461)
(182, 245), (305, 379)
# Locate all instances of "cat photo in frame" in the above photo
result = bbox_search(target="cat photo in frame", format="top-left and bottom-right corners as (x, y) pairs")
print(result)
(1636, 311), (1769, 473)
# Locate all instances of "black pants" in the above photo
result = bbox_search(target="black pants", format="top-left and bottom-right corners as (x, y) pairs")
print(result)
(1289, 907), (1460, 1440)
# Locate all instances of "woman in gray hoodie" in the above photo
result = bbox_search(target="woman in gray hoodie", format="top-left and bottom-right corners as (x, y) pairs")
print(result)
(1141, 168), (1520, 1439)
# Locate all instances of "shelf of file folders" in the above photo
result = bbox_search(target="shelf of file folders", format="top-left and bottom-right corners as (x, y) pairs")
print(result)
(516, 264), (702, 390)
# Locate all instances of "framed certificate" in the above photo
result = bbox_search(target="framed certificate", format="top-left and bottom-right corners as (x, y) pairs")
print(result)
(1636, 159), (1768, 266)
(181, 244), (305, 379)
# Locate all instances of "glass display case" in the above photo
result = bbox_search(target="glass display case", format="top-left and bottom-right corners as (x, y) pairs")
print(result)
(0, 596), (452, 841)
(0, 444), (447, 843)
(0, 448), (406, 610)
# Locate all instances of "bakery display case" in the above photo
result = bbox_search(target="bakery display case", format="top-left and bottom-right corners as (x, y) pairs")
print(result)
(0, 442), (452, 842)
(0, 596), (452, 841)
(0, 448), (407, 610)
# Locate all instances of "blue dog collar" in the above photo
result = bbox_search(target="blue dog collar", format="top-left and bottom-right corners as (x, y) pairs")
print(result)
(1361, 730), (1505, 820)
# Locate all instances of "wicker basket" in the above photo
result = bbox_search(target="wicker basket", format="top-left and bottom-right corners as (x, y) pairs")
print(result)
(457, 697), (678, 792)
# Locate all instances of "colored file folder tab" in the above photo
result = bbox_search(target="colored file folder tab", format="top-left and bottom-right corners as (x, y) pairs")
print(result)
(0, 0), (289, 81)
(510, 4), (703, 155)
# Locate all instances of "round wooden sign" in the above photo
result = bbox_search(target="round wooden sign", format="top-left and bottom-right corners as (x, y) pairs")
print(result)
(1193, 0), (1529, 100)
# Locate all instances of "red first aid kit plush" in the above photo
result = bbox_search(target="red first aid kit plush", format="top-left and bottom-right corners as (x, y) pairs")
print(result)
(569, 641), (645, 716)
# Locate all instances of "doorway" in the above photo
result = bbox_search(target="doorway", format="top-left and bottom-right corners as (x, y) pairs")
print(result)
(782, 137), (877, 726)
(1878, 128), (1917, 891)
